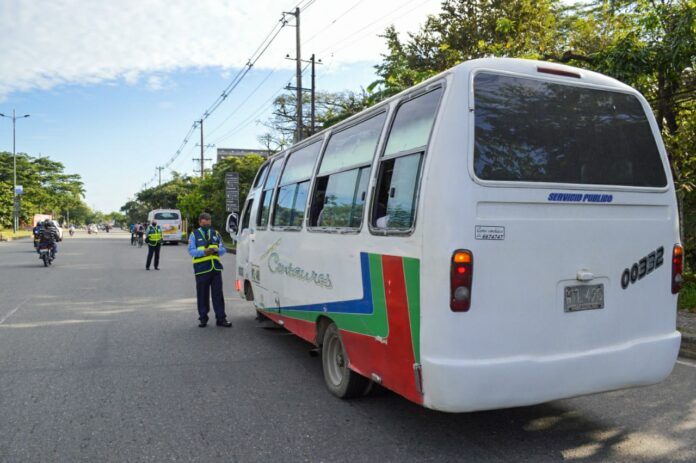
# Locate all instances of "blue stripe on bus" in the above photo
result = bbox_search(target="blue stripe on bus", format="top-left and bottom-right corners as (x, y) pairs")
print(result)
(277, 252), (374, 315)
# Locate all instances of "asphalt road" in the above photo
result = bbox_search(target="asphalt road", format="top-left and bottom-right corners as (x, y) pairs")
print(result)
(1, 230), (695, 462)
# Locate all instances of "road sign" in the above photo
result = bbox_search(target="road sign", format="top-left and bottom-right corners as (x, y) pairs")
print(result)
(225, 172), (240, 213)
(15, 185), (23, 195)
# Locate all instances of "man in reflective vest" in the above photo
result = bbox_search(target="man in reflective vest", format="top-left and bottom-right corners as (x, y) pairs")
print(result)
(145, 220), (163, 270)
(188, 212), (232, 328)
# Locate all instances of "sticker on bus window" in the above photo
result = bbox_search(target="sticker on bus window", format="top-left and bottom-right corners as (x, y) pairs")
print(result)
(475, 225), (505, 241)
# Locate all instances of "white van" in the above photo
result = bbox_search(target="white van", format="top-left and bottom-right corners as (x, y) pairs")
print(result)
(230, 58), (683, 412)
(147, 209), (182, 244)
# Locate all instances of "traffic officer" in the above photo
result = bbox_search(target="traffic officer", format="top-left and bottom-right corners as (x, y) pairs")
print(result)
(145, 220), (162, 270)
(188, 212), (232, 328)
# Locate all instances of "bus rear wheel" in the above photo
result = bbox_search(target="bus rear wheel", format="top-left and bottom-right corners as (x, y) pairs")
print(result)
(321, 323), (369, 398)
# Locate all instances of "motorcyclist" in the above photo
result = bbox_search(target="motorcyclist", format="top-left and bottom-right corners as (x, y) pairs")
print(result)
(135, 223), (145, 245)
(68, 224), (76, 236)
(32, 222), (43, 250)
(38, 220), (58, 258)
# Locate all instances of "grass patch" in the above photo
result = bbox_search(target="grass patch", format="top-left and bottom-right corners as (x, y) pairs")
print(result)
(0, 229), (33, 241)
(678, 281), (696, 313)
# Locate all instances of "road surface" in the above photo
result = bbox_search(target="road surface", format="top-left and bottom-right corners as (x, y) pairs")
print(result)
(0, 231), (695, 462)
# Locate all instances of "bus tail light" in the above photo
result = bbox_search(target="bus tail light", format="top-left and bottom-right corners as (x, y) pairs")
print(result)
(672, 244), (684, 294)
(235, 279), (242, 292)
(451, 250), (473, 312)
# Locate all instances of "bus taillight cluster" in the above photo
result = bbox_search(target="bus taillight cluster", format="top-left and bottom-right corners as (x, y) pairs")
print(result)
(451, 250), (473, 312)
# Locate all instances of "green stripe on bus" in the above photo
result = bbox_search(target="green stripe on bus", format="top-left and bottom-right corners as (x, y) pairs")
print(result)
(402, 257), (421, 364)
(270, 253), (389, 337)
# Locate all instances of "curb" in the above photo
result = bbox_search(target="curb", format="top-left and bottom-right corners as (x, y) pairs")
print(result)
(0, 235), (31, 242)
(680, 334), (696, 360)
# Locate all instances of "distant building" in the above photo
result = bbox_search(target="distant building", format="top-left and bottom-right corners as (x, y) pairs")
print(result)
(217, 148), (271, 163)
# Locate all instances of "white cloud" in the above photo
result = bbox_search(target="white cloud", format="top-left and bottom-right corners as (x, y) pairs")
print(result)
(0, 0), (442, 98)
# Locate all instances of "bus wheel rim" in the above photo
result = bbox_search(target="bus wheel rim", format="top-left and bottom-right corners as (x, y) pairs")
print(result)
(326, 334), (344, 386)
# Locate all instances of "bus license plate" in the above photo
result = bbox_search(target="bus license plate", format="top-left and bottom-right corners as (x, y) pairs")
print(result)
(564, 284), (604, 312)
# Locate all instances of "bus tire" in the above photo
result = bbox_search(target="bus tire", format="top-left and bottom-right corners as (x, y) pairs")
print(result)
(321, 323), (369, 399)
(244, 281), (254, 301)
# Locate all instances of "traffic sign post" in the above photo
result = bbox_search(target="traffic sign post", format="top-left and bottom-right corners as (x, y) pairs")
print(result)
(225, 172), (240, 213)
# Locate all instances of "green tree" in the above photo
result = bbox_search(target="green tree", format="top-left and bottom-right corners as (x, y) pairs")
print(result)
(0, 151), (85, 228)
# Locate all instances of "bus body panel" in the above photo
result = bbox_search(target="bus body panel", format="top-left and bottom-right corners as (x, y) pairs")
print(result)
(236, 58), (680, 413)
(147, 209), (183, 243)
(417, 60), (680, 411)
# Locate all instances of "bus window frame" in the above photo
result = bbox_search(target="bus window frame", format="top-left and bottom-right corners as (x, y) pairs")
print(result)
(256, 154), (288, 231)
(252, 160), (271, 190)
(271, 137), (325, 232)
(369, 82), (446, 237)
(467, 68), (671, 193)
(307, 109), (389, 235)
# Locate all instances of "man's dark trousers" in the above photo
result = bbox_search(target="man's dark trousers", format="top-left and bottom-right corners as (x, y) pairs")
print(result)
(146, 244), (161, 269)
(196, 271), (226, 322)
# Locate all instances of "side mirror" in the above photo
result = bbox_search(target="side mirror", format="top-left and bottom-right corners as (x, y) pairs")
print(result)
(226, 213), (239, 239)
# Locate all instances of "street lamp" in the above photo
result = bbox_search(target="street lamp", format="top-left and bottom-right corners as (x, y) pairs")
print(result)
(0, 109), (30, 232)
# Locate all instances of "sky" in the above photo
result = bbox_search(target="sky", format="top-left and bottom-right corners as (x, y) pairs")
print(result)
(0, 0), (444, 212)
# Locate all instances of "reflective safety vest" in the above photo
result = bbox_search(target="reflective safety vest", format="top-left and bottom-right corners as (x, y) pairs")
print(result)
(146, 225), (162, 246)
(191, 228), (223, 275)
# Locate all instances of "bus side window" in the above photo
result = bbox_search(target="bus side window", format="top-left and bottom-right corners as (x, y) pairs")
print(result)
(272, 141), (322, 229)
(309, 112), (386, 229)
(241, 200), (253, 230)
(256, 157), (285, 229)
(372, 87), (443, 232)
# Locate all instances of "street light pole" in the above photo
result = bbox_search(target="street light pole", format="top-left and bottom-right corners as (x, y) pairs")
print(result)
(0, 109), (30, 232)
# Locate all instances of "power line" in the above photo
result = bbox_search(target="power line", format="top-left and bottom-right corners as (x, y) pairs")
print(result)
(210, 64), (311, 146)
(301, 0), (366, 47)
(141, 9), (293, 189)
(205, 68), (278, 139)
(317, 0), (434, 56)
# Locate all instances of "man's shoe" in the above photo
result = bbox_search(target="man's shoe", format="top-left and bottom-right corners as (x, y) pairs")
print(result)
(146, 267), (150, 271)
(155, 268), (159, 270)
(198, 321), (207, 328)
(216, 320), (232, 328)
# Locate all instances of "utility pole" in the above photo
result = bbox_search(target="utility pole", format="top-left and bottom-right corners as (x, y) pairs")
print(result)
(285, 54), (321, 136)
(0, 109), (30, 232)
(310, 54), (316, 135)
(198, 119), (205, 177)
(193, 143), (214, 177)
(283, 7), (302, 142)
(156, 166), (164, 186)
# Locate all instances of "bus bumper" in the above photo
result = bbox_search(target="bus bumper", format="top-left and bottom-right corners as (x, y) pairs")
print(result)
(421, 331), (681, 413)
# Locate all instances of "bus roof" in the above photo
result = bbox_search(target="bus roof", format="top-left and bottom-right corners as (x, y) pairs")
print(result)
(264, 57), (634, 163)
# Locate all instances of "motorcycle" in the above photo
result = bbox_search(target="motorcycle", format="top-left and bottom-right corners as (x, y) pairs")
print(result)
(69, 228), (75, 237)
(38, 241), (55, 267)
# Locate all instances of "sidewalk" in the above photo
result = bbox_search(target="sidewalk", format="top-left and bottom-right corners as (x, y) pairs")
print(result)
(0, 231), (32, 242)
(678, 310), (696, 359)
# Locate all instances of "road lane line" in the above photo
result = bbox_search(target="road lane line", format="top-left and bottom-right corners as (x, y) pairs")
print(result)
(676, 359), (696, 368)
(0, 297), (32, 325)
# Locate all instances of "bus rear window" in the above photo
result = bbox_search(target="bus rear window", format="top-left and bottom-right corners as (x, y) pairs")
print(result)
(473, 72), (667, 187)
(154, 212), (179, 220)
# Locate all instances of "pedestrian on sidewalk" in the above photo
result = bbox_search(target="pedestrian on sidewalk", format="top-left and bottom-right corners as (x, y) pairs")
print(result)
(145, 220), (162, 270)
(188, 212), (232, 328)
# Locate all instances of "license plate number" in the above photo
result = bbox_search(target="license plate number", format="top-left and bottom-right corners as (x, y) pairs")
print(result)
(564, 284), (604, 312)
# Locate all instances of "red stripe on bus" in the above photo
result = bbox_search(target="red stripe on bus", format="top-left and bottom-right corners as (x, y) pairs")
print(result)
(341, 255), (422, 404)
(264, 312), (316, 344)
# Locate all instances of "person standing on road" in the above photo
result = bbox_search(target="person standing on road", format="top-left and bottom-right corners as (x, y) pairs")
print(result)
(145, 220), (163, 270)
(188, 212), (232, 328)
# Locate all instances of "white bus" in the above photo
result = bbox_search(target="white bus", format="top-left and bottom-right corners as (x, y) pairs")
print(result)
(230, 58), (683, 412)
(147, 209), (183, 244)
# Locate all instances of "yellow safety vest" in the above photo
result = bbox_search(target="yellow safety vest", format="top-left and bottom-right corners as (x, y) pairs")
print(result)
(147, 225), (162, 246)
(191, 228), (222, 275)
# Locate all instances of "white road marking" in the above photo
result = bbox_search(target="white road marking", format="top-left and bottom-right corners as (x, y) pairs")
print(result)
(0, 297), (32, 325)
(676, 359), (696, 368)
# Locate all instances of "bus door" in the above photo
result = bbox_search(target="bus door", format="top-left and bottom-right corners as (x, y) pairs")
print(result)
(236, 199), (254, 299)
